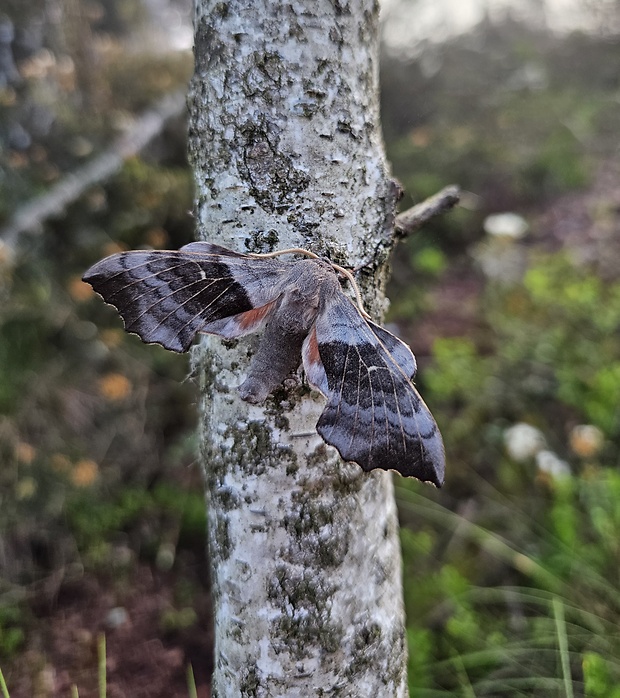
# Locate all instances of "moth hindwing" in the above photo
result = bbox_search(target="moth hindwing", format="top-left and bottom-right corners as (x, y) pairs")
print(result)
(84, 243), (445, 485)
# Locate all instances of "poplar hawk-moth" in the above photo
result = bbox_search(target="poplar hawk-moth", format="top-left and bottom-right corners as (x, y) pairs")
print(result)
(83, 242), (445, 486)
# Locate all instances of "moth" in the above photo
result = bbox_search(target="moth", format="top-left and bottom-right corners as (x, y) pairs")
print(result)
(83, 242), (445, 486)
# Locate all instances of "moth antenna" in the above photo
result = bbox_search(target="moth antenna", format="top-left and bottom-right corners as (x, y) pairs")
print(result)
(247, 247), (320, 260)
(247, 248), (370, 319)
(330, 263), (371, 319)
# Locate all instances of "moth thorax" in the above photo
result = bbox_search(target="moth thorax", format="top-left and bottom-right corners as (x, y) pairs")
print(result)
(275, 261), (332, 329)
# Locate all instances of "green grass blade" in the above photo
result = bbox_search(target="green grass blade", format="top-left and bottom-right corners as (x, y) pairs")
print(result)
(553, 596), (574, 698)
(452, 652), (476, 698)
(187, 663), (198, 698)
(0, 667), (10, 698)
(71, 685), (80, 698)
(98, 633), (106, 698)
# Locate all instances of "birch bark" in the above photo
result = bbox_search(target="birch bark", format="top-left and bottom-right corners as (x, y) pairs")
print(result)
(187, 1), (408, 695)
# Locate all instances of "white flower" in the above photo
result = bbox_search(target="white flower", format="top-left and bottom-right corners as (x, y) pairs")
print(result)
(483, 213), (529, 239)
(504, 423), (546, 461)
(536, 450), (571, 479)
(472, 240), (526, 282)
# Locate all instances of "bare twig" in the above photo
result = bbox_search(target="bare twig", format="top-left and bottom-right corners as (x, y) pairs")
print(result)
(394, 184), (460, 238)
(0, 89), (187, 251)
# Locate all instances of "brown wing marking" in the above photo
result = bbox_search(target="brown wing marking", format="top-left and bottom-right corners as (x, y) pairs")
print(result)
(199, 298), (281, 339)
(301, 325), (329, 395)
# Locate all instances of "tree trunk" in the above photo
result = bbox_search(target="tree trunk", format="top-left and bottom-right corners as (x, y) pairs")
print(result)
(187, 1), (408, 696)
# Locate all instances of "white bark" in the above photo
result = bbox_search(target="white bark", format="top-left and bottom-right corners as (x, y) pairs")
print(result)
(188, 1), (408, 696)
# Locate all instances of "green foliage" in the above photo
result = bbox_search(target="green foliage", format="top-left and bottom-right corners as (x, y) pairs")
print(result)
(388, 235), (451, 320)
(583, 653), (620, 698)
(398, 248), (620, 694)
(107, 158), (194, 238)
(426, 338), (484, 403)
(98, 634), (106, 698)
(187, 664), (198, 698)
(66, 483), (206, 563)
(0, 606), (26, 659)
(66, 488), (153, 551)
(0, 316), (46, 413)
(492, 254), (620, 435)
(399, 467), (620, 696)
(424, 254), (620, 462)
(387, 87), (593, 227)
(412, 246), (448, 277)
(0, 666), (9, 698)
(105, 53), (192, 112)
(160, 606), (198, 634)
(387, 28), (620, 672)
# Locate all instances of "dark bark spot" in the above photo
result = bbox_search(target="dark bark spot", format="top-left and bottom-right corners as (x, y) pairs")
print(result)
(239, 664), (259, 697)
(193, 16), (226, 75)
(244, 228), (280, 253)
(330, 0), (351, 15)
(237, 123), (310, 213)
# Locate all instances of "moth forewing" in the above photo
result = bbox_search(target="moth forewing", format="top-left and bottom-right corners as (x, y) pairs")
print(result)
(83, 246), (290, 352)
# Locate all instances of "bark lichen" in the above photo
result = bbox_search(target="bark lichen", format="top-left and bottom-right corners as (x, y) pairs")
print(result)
(267, 565), (341, 658)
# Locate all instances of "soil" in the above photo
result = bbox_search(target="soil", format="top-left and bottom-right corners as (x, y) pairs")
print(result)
(536, 158), (620, 279)
(3, 564), (213, 698)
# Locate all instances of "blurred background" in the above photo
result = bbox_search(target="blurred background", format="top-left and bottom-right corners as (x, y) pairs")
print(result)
(0, 0), (619, 695)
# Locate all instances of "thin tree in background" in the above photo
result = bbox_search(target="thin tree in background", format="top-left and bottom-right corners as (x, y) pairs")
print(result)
(188, 1), (408, 694)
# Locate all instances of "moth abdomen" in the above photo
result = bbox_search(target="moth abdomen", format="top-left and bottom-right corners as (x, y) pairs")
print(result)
(238, 304), (310, 404)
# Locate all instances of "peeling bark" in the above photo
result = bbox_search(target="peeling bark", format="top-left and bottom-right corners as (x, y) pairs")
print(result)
(188, 1), (408, 695)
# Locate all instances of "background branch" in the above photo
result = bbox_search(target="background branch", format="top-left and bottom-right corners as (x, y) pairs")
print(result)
(1, 90), (186, 252)
(394, 184), (460, 238)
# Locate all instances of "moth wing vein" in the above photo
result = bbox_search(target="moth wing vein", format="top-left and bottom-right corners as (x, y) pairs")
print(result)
(134, 278), (241, 336)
